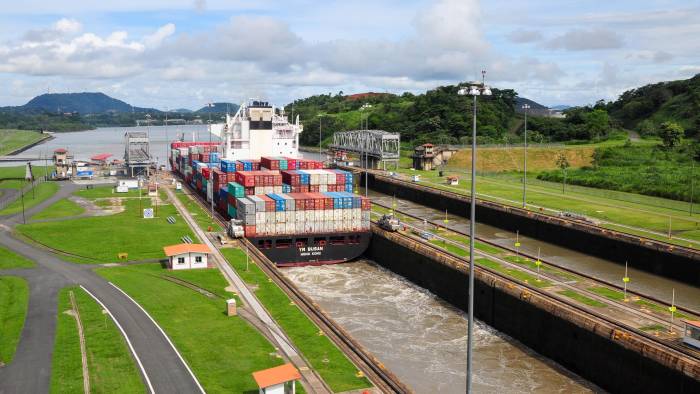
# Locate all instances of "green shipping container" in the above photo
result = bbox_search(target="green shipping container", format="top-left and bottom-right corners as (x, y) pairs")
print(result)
(227, 181), (245, 198)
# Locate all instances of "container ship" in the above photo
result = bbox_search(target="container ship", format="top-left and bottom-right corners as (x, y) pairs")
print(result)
(169, 100), (371, 266)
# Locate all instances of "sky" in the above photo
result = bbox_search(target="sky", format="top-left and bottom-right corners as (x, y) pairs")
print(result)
(0, 0), (698, 109)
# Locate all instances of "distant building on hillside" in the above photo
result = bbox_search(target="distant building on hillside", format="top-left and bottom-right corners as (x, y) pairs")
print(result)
(411, 143), (458, 171)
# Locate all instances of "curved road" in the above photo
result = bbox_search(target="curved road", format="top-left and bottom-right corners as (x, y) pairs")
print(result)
(0, 182), (202, 393)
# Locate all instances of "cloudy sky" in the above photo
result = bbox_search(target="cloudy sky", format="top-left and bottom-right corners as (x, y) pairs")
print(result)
(0, 0), (698, 109)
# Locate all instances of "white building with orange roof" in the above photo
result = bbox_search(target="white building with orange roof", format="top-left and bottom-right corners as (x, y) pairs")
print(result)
(252, 363), (301, 394)
(163, 243), (212, 270)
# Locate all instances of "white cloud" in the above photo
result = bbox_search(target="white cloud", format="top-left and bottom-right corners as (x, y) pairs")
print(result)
(545, 28), (624, 50)
(143, 23), (175, 48)
(54, 18), (82, 34)
(507, 29), (543, 43)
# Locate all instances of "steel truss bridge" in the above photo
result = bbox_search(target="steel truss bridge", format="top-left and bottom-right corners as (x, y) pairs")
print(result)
(329, 130), (400, 169)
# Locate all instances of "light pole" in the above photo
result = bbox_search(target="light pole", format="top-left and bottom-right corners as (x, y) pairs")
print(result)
(165, 107), (169, 171)
(522, 104), (530, 208)
(457, 71), (492, 394)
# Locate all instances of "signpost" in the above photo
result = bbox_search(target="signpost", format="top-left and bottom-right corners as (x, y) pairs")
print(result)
(143, 208), (154, 219)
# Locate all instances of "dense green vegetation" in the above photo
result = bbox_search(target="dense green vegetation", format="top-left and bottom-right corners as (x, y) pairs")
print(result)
(0, 276), (29, 365)
(50, 287), (145, 394)
(538, 144), (699, 202)
(0, 111), (91, 132)
(607, 73), (700, 136)
(221, 248), (371, 392)
(0, 246), (35, 269)
(97, 263), (286, 393)
(0, 129), (47, 155)
(17, 197), (195, 263)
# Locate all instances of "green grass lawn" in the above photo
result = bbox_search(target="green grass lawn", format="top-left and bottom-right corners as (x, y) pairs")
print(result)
(0, 165), (54, 189)
(73, 185), (143, 199)
(221, 248), (371, 392)
(476, 258), (553, 288)
(588, 286), (626, 301)
(96, 263), (286, 393)
(0, 129), (45, 156)
(17, 198), (195, 263)
(0, 182), (59, 215)
(31, 198), (85, 220)
(0, 276), (29, 365)
(0, 246), (35, 269)
(557, 289), (607, 308)
(50, 286), (145, 393)
(175, 191), (223, 232)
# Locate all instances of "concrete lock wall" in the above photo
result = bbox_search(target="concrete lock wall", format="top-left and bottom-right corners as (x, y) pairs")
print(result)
(364, 172), (700, 286)
(365, 230), (700, 394)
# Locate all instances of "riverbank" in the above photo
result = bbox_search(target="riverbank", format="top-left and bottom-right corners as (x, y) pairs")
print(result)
(0, 130), (53, 156)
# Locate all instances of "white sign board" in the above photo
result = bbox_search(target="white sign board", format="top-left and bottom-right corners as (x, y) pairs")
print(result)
(143, 208), (154, 219)
(175, 182), (182, 190)
(118, 180), (139, 189)
(116, 185), (129, 193)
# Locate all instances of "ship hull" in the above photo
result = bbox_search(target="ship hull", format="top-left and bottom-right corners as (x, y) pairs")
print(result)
(248, 231), (371, 267)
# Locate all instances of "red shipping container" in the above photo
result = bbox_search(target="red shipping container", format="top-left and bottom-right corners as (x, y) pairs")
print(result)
(201, 167), (211, 179)
(259, 195), (275, 212)
(244, 225), (256, 237)
(245, 187), (254, 195)
(361, 197), (371, 210)
(235, 171), (255, 187)
(285, 157), (297, 170)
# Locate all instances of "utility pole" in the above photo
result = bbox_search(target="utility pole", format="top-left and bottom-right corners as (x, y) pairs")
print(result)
(690, 159), (695, 216)
(522, 104), (530, 208)
(165, 107), (169, 171)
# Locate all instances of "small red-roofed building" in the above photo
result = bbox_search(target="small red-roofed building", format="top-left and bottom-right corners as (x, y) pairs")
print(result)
(252, 363), (301, 394)
(163, 243), (212, 270)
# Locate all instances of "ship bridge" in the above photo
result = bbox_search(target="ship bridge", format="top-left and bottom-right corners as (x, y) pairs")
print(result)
(329, 130), (400, 169)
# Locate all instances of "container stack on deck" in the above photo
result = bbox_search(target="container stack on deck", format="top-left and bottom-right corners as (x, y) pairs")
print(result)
(170, 145), (370, 237)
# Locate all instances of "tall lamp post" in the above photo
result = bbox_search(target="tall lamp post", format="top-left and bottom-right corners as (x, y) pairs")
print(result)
(521, 104), (530, 208)
(457, 72), (492, 394)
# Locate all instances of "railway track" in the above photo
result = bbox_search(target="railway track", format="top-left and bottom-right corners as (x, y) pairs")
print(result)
(369, 216), (700, 362)
(373, 199), (700, 319)
(174, 174), (411, 393)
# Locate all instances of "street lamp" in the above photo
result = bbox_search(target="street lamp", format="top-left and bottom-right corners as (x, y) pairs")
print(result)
(522, 104), (530, 208)
(457, 70), (492, 394)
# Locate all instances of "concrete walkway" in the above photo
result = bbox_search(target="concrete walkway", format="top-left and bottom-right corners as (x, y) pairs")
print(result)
(0, 182), (202, 394)
(165, 186), (332, 394)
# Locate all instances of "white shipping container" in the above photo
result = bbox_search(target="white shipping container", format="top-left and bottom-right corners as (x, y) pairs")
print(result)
(315, 210), (323, 220)
(333, 210), (342, 220)
(275, 211), (286, 223)
(274, 186), (283, 194)
(285, 211), (294, 222)
(295, 211), (305, 222)
(275, 223), (285, 234)
(342, 210), (351, 220)
(319, 185), (327, 192)
(305, 211), (315, 221)
(264, 186), (274, 194)
(254, 186), (264, 195)
(323, 210), (332, 221)
(256, 212), (266, 224)
(285, 222), (295, 233)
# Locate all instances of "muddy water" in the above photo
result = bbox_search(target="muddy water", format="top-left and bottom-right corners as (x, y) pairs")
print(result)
(284, 261), (597, 394)
(368, 191), (700, 311)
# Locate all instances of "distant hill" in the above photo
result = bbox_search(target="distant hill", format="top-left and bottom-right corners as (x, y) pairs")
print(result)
(172, 108), (193, 113)
(515, 97), (548, 110)
(606, 73), (700, 136)
(1, 92), (160, 114)
(195, 102), (239, 114)
(550, 105), (571, 110)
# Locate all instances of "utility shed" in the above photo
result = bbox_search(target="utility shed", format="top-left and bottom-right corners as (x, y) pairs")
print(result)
(252, 363), (301, 394)
(163, 244), (211, 270)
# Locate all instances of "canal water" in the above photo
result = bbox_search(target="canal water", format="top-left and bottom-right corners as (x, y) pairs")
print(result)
(283, 261), (597, 393)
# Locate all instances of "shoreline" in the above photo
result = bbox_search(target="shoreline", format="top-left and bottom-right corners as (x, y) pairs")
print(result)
(6, 133), (54, 156)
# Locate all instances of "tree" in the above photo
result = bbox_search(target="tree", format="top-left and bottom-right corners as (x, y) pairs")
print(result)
(556, 152), (570, 193)
(658, 121), (684, 148)
(583, 109), (610, 139)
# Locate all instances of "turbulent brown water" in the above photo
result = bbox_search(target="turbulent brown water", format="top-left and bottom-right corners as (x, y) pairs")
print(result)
(283, 261), (598, 393)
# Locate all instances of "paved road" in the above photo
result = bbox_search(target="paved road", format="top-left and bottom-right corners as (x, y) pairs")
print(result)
(0, 182), (202, 393)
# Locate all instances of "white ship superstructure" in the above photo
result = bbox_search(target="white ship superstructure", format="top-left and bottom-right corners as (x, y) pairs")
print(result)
(221, 100), (303, 160)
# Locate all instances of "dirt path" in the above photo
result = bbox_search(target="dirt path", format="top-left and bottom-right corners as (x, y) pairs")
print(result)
(68, 290), (91, 394)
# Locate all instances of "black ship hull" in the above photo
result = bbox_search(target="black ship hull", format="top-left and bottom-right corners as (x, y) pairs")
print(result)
(248, 231), (371, 267)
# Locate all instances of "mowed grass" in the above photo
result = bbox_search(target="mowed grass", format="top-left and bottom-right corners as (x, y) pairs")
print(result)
(0, 246), (35, 269)
(0, 182), (59, 215)
(0, 276), (29, 365)
(17, 198), (195, 263)
(221, 248), (371, 392)
(73, 185), (142, 199)
(31, 198), (85, 220)
(175, 190), (223, 232)
(0, 129), (46, 156)
(96, 263), (284, 393)
(0, 165), (54, 189)
(50, 286), (145, 394)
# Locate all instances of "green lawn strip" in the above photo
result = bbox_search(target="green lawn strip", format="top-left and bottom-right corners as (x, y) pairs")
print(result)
(0, 166), (54, 189)
(475, 258), (552, 288)
(635, 299), (688, 319)
(31, 198), (85, 220)
(0, 276), (29, 365)
(0, 182), (59, 215)
(164, 267), (242, 306)
(96, 263), (284, 393)
(0, 129), (45, 156)
(587, 286), (626, 301)
(73, 185), (142, 199)
(50, 288), (83, 393)
(52, 287), (146, 393)
(0, 246), (35, 269)
(221, 248), (371, 392)
(557, 289), (607, 308)
(175, 191), (223, 232)
(17, 198), (195, 263)
(429, 239), (467, 256)
(639, 324), (666, 332)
